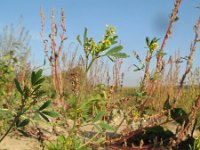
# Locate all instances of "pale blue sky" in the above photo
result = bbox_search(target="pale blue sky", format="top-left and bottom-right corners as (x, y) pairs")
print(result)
(0, 0), (199, 86)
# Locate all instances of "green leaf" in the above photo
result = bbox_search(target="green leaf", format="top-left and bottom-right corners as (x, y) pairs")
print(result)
(17, 129), (30, 137)
(146, 37), (150, 46)
(99, 121), (115, 131)
(31, 69), (43, 86)
(76, 35), (82, 46)
(57, 135), (66, 143)
(94, 124), (102, 132)
(105, 45), (129, 59)
(78, 95), (102, 110)
(23, 86), (30, 99)
(31, 71), (35, 85)
(170, 108), (189, 126)
(39, 100), (51, 111)
(93, 111), (104, 123)
(33, 77), (45, 86)
(32, 85), (42, 93)
(42, 111), (59, 118)
(18, 119), (30, 127)
(84, 27), (88, 43)
(107, 55), (114, 62)
(109, 52), (129, 58)
(39, 112), (50, 122)
(15, 118), (20, 127)
(35, 90), (45, 97)
(106, 45), (123, 55)
(35, 69), (43, 79)
(14, 79), (23, 94)
(96, 137), (105, 144)
(163, 96), (171, 110)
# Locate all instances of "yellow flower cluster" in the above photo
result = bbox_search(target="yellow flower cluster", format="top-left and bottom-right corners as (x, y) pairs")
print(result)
(146, 37), (159, 54)
(149, 42), (159, 53)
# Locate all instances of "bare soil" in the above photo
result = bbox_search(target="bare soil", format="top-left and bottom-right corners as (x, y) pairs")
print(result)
(0, 119), (199, 150)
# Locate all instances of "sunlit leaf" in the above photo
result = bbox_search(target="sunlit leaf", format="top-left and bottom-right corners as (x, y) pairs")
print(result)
(94, 124), (102, 132)
(146, 37), (150, 46)
(31, 69), (43, 86)
(99, 121), (115, 131)
(109, 52), (129, 58)
(32, 85), (42, 93)
(39, 112), (50, 122)
(106, 45), (123, 55)
(18, 119), (30, 127)
(78, 95), (102, 110)
(76, 35), (82, 46)
(17, 129), (30, 137)
(39, 100), (51, 111)
(34, 77), (45, 86)
(14, 79), (23, 94)
(23, 86), (30, 99)
(84, 27), (88, 43)
(93, 111), (104, 123)
(170, 108), (189, 126)
(42, 111), (59, 118)
(163, 96), (171, 110)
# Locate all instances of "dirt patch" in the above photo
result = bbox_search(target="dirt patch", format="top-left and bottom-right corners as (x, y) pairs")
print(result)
(0, 136), (40, 150)
(0, 120), (199, 150)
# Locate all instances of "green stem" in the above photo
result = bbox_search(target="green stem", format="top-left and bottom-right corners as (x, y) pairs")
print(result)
(0, 104), (24, 143)
(0, 119), (15, 143)
(69, 57), (97, 138)
(78, 132), (100, 149)
(85, 58), (96, 74)
(0, 96), (35, 143)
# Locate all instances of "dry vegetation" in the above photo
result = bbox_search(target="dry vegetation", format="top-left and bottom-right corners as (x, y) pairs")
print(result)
(1, 0), (200, 149)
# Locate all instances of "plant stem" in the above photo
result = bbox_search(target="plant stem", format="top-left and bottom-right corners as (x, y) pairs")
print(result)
(0, 120), (15, 143)
(78, 132), (100, 149)
(86, 58), (96, 74)
(0, 99), (27, 143)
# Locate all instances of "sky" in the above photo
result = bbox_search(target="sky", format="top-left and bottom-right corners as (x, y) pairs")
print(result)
(0, 0), (199, 86)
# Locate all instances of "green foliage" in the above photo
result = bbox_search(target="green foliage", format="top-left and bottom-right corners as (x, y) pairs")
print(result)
(146, 37), (159, 54)
(196, 112), (200, 127)
(47, 135), (89, 150)
(189, 138), (200, 150)
(39, 100), (51, 111)
(16, 118), (30, 128)
(163, 97), (171, 110)
(163, 99), (189, 126)
(170, 108), (189, 126)
(126, 125), (174, 147)
(41, 111), (59, 117)
(98, 121), (115, 131)
(1, 20), (199, 150)
(67, 94), (105, 122)
(0, 69), (57, 142)
(77, 25), (129, 73)
(92, 111), (104, 123)
(0, 51), (16, 95)
(195, 138), (200, 150)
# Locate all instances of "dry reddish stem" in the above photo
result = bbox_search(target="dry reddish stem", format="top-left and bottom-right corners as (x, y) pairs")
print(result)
(179, 17), (200, 89)
(141, 51), (152, 90)
(40, 7), (67, 104)
(156, 0), (182, 74)
(139, 0), (182, 112)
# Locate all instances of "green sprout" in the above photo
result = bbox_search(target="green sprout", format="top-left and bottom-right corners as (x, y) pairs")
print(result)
(77, 25), (129, 74)
(146, 37), (159, 54)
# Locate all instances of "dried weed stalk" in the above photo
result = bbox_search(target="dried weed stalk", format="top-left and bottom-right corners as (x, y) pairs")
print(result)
(40, 7), (67, 104)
